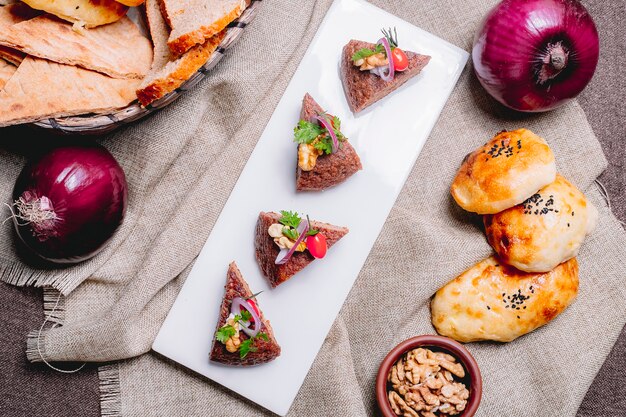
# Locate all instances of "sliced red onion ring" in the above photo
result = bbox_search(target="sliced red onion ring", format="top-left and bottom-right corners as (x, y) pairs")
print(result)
(275, 218), (309, 265)
(377, 37), (395, 81)
(312, 114), (338, 153)
(231, 297), (260, 338)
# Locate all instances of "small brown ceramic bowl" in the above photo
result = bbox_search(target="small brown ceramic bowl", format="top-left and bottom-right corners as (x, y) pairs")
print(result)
(376, 335), (482, 417)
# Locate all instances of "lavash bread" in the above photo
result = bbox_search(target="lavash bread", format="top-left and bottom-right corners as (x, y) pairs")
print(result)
(161, 0), (248, 55)
(20, 0), (128, 27)
(483, 174), (598, 273)
(137, 0), (225, 106)
(0, 3), (38, 65)
(0, 15), (152, 79)
(0, 57), (16, 89)
(451, 129), (557, 215)
(0, 45), (24, 65)
(0, 56), (140, 127)
(431, 256), (579, 343)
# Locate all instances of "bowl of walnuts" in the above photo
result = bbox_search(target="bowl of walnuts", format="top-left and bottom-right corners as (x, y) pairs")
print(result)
(376, 335), (482, 417)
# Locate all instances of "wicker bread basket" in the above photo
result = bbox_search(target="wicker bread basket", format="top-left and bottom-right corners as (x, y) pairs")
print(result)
(30, 0), (262, 136)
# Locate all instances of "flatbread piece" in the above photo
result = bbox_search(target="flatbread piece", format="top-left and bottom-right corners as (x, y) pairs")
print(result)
(0, 15), (152, 79)
(0, 57), (16, 90)
(0, 56), (140, 127)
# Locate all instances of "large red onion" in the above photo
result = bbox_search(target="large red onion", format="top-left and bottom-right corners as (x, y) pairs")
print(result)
(472, 0), (599, 112)
(10, 145), (127, 264)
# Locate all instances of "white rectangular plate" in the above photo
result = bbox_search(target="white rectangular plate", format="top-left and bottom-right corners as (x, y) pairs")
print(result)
(152, 0), (468, 415)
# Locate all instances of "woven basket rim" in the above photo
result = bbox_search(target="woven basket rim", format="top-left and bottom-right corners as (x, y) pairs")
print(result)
(31, 0), (262, 135)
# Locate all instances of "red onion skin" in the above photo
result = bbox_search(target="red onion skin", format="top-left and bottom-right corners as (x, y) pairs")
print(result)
(11, 146), (127, 264)
(472, 0), (599, 112)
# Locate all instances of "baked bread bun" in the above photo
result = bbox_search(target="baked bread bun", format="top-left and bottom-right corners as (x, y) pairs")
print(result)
(484, 174), (598, 272)
(21, 0), (128, 28)
(116, 0), (145, 6)
(451, 129), (557, 214)
(431, 256), (578, 343)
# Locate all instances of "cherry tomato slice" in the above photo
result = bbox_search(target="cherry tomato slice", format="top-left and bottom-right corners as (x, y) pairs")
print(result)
(391, 48), (409, 72)
(306, 233), (327, 259)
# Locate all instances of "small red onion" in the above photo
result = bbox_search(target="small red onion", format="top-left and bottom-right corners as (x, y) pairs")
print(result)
(275, 219), (309, 265)
(231, 297), (260, 337)
(377, 37), (395, 82)
(10, 145), (127, 264)
(473, 0), (599, 112)
(312, 114), (338, 153)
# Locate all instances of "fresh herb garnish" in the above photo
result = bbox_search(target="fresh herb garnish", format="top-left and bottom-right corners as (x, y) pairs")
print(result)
(381, 27), (399, 49)
(294, 120), (323, 145)
(215, 325), (236, 343)
(239, 332), (269, 359)
(351, 27), (399, 63)
(245, 291), (263, 301)
(293, 114), (345, 155)
(279, 210), (301, 229)
(306, 215), (319, 236)
(236, 310), (252, 323)
(278, 211), (318, 240)
(351, 44), (384, 62)
(239, 339), (257, 359)
(282, 227), (298, 240)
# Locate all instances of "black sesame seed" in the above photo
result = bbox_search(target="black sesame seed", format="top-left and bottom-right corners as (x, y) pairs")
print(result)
(487, 306), (491, 310)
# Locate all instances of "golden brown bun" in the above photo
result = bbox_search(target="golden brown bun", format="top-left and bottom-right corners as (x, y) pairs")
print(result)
(484, 174), (598, 273)
(431, 256), (579, 343)
(116, 0), (145, 6)
(21, 0), (128, 28)
(451, 129), (557, 214)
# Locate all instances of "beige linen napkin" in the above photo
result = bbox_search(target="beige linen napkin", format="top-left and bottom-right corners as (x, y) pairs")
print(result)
(1, 1), (625, 416)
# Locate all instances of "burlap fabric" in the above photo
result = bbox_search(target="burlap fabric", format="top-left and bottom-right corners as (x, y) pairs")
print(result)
(1, 0), (625, 416)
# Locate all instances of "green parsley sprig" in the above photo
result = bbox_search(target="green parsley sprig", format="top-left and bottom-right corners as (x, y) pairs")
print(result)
(293, 113), (345, 155)
(240, 332), (270, 359)
(215, 310), (253, 343)
(278, 211), (319, 240)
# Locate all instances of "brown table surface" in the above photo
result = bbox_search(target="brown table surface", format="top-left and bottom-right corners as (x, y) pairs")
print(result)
(0, 1), (623, 415)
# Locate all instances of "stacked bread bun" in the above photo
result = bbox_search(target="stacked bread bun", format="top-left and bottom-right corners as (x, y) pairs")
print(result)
(432, 129), (597, 342)
(20, 0), (138, 28)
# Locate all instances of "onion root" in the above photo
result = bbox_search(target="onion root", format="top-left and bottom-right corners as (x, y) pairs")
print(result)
(10, 193), (59, 241)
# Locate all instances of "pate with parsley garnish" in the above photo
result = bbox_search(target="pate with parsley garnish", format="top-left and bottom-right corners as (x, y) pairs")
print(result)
(340, 27), (431, 113)
(210, 262), (281, 366)
(254, 210), (349, 288)
(294, 93), (362, 191)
